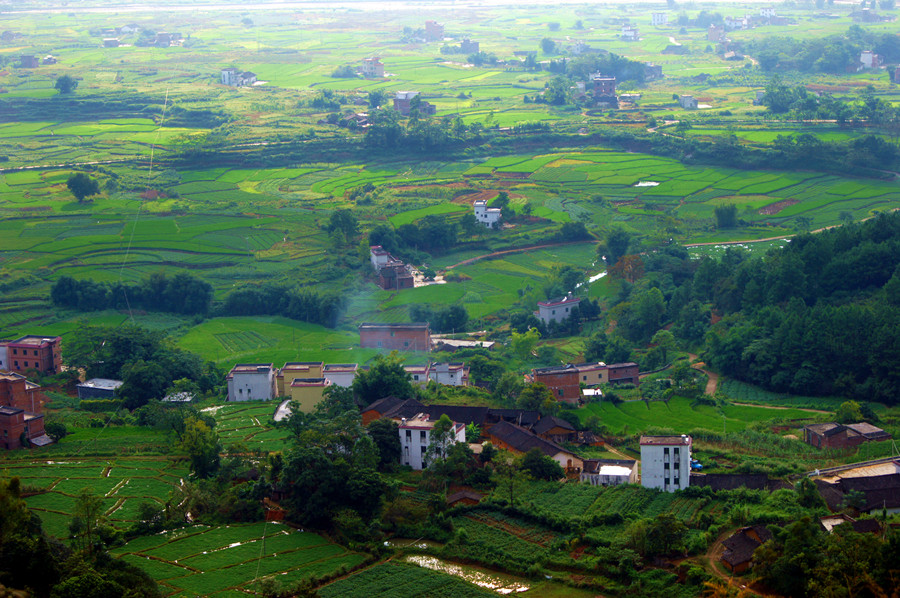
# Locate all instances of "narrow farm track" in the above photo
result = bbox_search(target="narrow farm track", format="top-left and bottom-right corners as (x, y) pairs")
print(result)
(442, 240), (595, 270)
(688, 353), (718, 395)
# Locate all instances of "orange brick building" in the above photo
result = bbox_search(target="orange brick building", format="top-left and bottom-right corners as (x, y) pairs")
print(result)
(359, 323), (431, 352)
(2, 335), (62, 375)
(531, 364), (581, 404)
(0, 372), (50, 449)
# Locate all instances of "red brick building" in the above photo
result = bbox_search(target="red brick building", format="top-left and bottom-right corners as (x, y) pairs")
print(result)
(424, 20), (444, 41)
(2, 335), (62, 375)
(0, 372), (50, 449)
(531, 364), (581, 404)
(359, 322), (431, 352)
(607, 362), (639, 385)
(378, 263), (415, 290)
(803, 422), (890, 449)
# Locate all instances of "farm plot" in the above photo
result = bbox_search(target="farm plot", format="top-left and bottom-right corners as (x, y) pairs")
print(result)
(319, 562), (497, 598)
(9, 456), (188, 537)
(572, 396), (815, 435)
(113, 522), (363, 597)
(208, 402), (293, 451)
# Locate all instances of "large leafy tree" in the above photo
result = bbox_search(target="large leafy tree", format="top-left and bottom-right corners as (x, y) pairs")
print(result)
(368, 418), (401, 471)
(180, 417), (221, 479)
(352, 352), (413, 405)
(66, 172), (100, 202)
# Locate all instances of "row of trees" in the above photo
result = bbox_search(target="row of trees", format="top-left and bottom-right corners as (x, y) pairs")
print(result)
(747, 26), (900, 74)
(51, 273), (213, 315)
(219, 283), (344, 327)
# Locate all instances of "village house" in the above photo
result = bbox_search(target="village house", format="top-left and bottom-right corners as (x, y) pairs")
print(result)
(473, 199), (502, 228)
(404, 364), (432, 386)
(1, 335), (62, 375)
(678, 95), (698, 109)
(640, 435), (692, 492)
(460, 39), (479, 53)
(860, 50), (882, 69)
(724, 15), (751, 30)
(581, 458), (638, 486)
(288, 377), (331, 413)
(620, 25), (639, 41)
(360, 57), (384, 78)
(446, 490), (484, 506)
(220, 68), (257, 87)
(76, 378), (123, 400)
(399, 412), (465, 469)
(720, 525), (772, 573)
(535, 292), (581, 325)
(803, 422), (891, 449)
(0, 372), (51, 449)
(102, 38), (121, 47)
(226, 364), (276, 402)
(322, 363), (358, 388)
(759, 7), (777, 18)
(575, 362), (608, 386)
(19, 55), (39, 68)
(362, 396), (540, 437)
(424, 20), (444, 41)
(530, 364), (581, 404)
(531, 415), (577, 443)
(369, 245), (414, 289)
(276, 362), (323, 396)
(488, 420), (582, 473)
(393, 91), (436, 116)
(815, 472), (900, 515)
(707, 25), (725, 42)
(651, 12), (667, 26)
(608, 362), (640, 385)
(359, 322), (431, 352)
(42, 55), (58, 65)
(429, 362), (469, 386)
(644, 63), (663, 80)
(590, 73), (618, 106)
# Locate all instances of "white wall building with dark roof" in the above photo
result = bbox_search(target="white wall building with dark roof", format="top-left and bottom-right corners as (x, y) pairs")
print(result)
(640, 435), (691, 491)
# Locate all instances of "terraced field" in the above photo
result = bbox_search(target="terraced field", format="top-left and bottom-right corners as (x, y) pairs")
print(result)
(112, 522), (365, 597)
(7, 456), (188, 537)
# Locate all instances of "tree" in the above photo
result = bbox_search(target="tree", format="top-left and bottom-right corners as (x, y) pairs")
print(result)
(540, 37), (556, 55)
(604, 228), (631, 267)
(368, 418), (401, 471)
(66, 172), (100, 202)
(326, 209), (359, 241)
(70, 488), (107, 554)
(835, 400), (863, 423)
(651, 330), (678, 364)
(714, 204), (738, 229)
(517, 382), (557, 412)
(511, 327), (541, 360)
(181, 417), (221, 478)
(352, 352), (413, 405)
(543, 76), (568, 105)
(491, 455), (528, 505)
(796, 215), (813, 232)
(426, 414), (456, 465)
(494, 371), (524, 405)
(45, 421), (68, 442)
(519, 448), (565, 480)
(54, 75), (78, 94)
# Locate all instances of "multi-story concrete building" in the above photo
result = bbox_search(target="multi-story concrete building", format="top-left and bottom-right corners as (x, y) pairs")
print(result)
(460, 39), (480, 53)
(393, 91), (437, 116)
(429, 362), (469, 386)
(2, 335), (62, 375)
(288, 378), (331, 413)
(226, 364), (276, 401)
(575, 362), (609, 386)
(360, 57), (384, 78)
(651, 12), (668, 26)
(277, 362), (323, 396)
(607, 362), (640, 385)
(399, 413), (465, 469)
(359, 323), (431, 352)
(473, 199), (502, 228)
(323, 363), (358, 387)
(640, 435), (692, 492)
(424, 20), (444, 41)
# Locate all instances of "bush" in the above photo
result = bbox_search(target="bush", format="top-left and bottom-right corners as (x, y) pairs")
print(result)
(80, 399), (121, 412)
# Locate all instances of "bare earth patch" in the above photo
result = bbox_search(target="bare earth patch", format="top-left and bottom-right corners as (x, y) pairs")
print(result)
(759, 199), (799, 215)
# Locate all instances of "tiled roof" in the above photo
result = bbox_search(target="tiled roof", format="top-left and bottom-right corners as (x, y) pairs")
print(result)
(489, 421), (571, 458)
(532, 415), (576, 435)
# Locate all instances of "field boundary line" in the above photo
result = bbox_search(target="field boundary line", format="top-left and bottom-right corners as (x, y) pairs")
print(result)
(442, 240), (596, 270)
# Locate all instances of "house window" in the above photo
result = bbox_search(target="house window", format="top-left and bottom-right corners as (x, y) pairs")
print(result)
(406, 430), (412, 440)
(583, 376), (587, 381)
(12, 349), (16, 355)
(552, 310), (556, 315)
(404, 341), (409, 347)
(420, 431), (426, 441)
(390, 331), (395, 337)
(664, 447), (669, 455)
(33, 350), (37, 356)
(558, 389), (563, 397)
(674, 477), (680, 485)
(377, 341), (383, 347)
(13, 361), (17, 367)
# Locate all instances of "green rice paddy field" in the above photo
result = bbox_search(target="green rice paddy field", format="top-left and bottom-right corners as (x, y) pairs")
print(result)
(111, 522), (366, 598)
